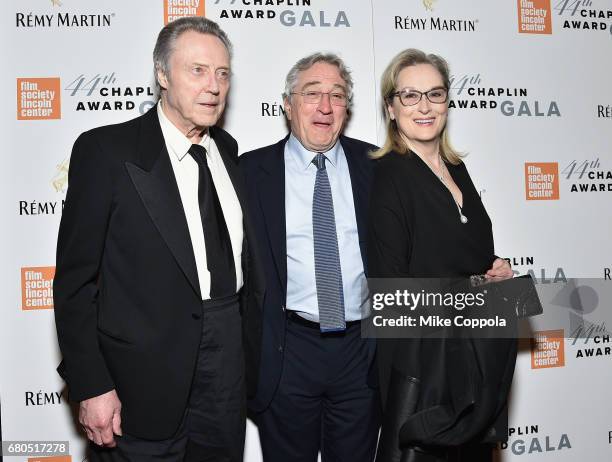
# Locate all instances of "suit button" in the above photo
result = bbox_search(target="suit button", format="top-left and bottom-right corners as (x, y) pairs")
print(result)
(278, 345), (283, 353)
(192, 313), (201, 320)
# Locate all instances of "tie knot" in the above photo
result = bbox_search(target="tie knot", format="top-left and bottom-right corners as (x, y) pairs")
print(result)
(312, 153), (326, 170)
(188, 144), (208, 166)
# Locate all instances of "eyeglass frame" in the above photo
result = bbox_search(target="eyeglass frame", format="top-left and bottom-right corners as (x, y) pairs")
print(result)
(388, 87), (449, 107)
(290, 90), (351, 107)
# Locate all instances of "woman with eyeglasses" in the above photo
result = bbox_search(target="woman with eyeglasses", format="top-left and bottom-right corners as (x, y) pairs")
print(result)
(367, 49), (516, 462)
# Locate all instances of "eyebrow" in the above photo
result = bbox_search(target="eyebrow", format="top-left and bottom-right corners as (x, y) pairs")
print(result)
(301, 81), (347, 93)
(399, 85), (446, 92)
(191, 62), (231, 70)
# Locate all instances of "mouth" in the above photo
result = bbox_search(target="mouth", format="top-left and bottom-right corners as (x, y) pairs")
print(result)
(198, 102), (219, 110)
(414, 118), (435, 126)
(313, 121), (333, 129)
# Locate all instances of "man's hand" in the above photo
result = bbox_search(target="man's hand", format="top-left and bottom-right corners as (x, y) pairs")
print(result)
(485, 258), (513, 281)
(79, 389), (122, 447)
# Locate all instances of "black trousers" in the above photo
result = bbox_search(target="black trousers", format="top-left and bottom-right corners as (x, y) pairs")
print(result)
(256, 315), (380, 462)
(391, 444), (493, 462)
(89, 294), (245, 462)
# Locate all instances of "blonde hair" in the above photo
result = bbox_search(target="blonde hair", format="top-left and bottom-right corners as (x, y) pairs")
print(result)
(371, 49), (463, 165)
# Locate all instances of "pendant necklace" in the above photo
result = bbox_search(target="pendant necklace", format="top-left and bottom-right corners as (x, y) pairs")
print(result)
(435, 155), (468, 224)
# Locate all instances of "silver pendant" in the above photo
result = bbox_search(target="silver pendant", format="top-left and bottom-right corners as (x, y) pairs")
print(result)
(460, 214), (468, 224)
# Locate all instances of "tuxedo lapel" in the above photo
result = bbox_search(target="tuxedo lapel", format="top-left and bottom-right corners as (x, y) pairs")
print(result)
(125, 109), (201, 298)
(211, 127), (245, 209)
(211, 126), (265, 302)
(257, 138), (288, 297)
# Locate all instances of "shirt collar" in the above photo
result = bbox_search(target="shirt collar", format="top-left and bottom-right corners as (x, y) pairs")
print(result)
(157, 101), (210, 161)
(287, 133), (340, 170)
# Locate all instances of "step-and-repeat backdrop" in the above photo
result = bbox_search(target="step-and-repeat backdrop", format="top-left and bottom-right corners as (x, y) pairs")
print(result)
(2, 0), (611, 461)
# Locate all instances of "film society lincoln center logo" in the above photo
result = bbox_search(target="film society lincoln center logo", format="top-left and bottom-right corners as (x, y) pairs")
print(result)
(164, 0), (205, 24)
(531, 329), (565, 369)
(17, 78), (61, 120)
(525, 162), (559, 200)
(517, 0), (552, 34)
(21, 266), (55, 310)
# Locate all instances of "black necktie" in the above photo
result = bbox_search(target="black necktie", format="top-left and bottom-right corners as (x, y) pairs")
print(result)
(188, 144), (236, 298)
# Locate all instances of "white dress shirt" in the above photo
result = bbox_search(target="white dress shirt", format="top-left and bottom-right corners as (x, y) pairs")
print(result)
(157, 102), (243, 300)
(285, 134), (366, 322)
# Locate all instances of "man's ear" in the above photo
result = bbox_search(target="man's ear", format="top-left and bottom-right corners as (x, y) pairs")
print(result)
(157, 67), (169, 91)
(283, 96), (292, 121)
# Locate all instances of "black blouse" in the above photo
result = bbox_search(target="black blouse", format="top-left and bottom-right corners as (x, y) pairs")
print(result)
(368, 150), (496, 279)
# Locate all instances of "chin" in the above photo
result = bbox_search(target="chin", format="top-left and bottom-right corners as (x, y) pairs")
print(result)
(315, 142), (334, 152)
(413, 129), (442, 141)
(197, 116), (221, 128)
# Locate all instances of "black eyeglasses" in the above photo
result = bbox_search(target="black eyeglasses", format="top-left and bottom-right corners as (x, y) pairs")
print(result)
(390, 87), (449, 106)
(291, 91), (350, 107)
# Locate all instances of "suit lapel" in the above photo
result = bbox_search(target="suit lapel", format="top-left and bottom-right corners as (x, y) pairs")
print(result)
(210, 127), (245, 208)
(125, 108), (201, 298)
(341, 136), (371, 271)
(211, 127), (266, 301)
(257, 138), (288, 296)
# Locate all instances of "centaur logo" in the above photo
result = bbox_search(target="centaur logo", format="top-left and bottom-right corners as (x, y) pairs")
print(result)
(394, 0), (478, 32)
(423, 0), (437, 11)
(52, 157), (70, 193)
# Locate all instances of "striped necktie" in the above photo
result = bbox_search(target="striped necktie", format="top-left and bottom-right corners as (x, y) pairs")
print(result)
(312, 153), (345, 332)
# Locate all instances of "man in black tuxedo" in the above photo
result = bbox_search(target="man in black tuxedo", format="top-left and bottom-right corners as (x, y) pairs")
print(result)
(240, 53), (380, 462)
(54, 17), (263, 462)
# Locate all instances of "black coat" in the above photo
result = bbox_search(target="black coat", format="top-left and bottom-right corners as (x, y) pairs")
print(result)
(368, 151), (517, 461)
(54, 107), (264, 439)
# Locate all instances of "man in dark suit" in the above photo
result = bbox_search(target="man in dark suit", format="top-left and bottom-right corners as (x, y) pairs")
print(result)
(53, 17), (262, 462)
(240, 53), (380, 462)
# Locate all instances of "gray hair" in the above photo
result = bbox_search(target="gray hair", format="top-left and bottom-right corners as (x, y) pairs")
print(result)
(282, 52), (354, 108)
(153, 17), (233, 93)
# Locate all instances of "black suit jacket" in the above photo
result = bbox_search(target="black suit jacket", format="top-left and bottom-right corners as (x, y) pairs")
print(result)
(238, 134), (376, 413)
(54, 107), (263, 439)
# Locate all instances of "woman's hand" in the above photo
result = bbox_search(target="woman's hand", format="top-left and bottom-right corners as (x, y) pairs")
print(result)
(485, 258), (513, 281)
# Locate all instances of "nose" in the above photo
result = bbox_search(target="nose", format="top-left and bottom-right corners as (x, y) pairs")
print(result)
(206, 72), (220, 95)
(416, 95), (432, 113)
(317, 92), (333, 114)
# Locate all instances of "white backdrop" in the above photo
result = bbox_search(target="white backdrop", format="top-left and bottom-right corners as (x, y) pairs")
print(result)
(2, 0), (611, 461)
